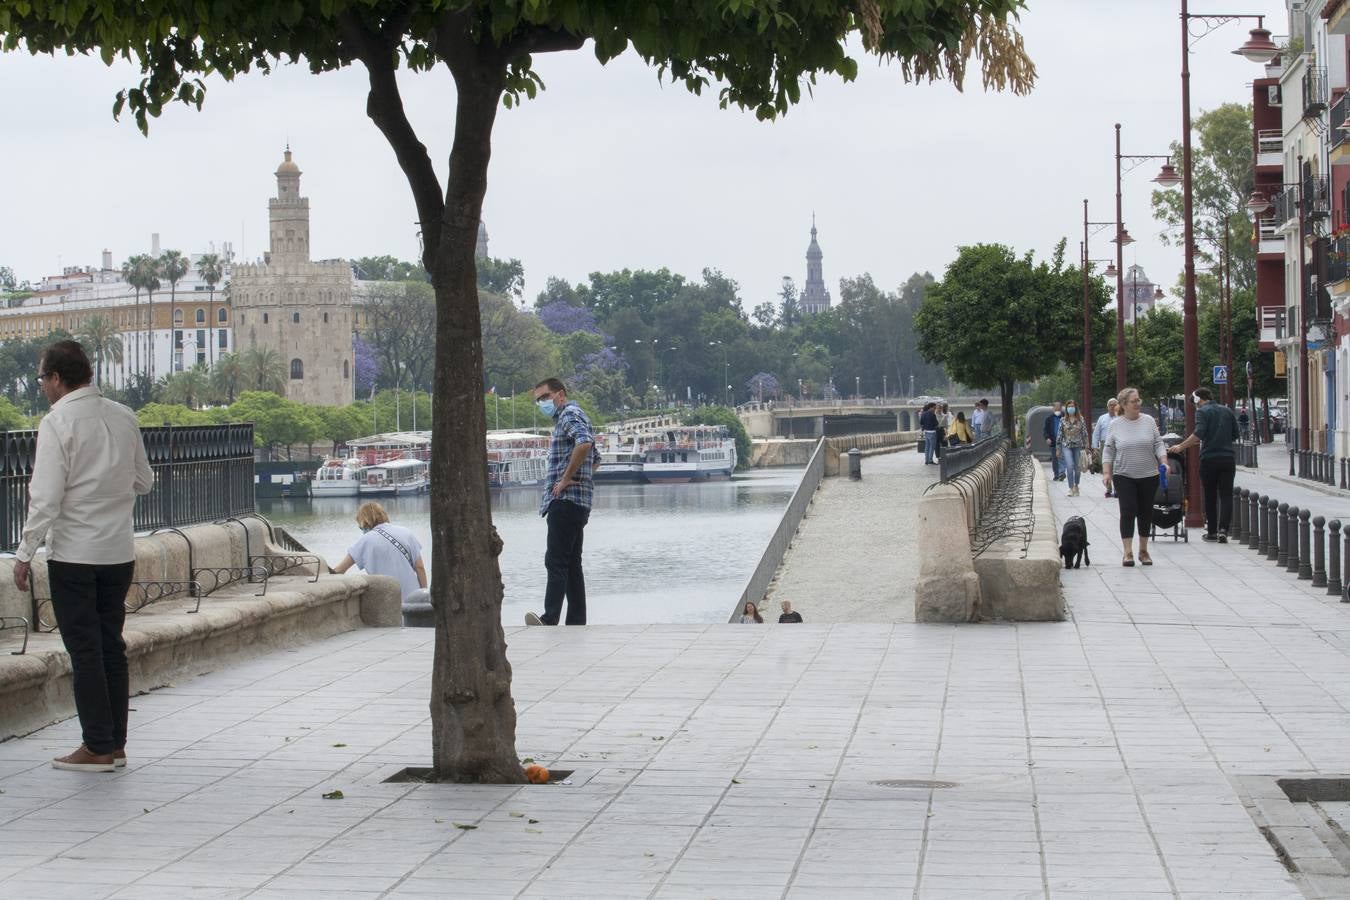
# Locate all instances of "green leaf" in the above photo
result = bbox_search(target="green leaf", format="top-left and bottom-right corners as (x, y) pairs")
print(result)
(322, 790), (344, 800)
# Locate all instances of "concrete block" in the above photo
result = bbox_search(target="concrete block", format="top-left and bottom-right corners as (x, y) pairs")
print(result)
(974, 459), (1064, 621)
(914, 484), (981, 623)
(362, 576), (403, 627)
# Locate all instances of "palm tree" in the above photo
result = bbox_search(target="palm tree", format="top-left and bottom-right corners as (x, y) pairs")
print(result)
(240, 347), (286, 395)
(160, 366), (210, 409)
(76, 316), (124, 388)
(210, 352), (245, 404)
(120, 255), (146, 382)
(196, 253), (224, 367)
(160, 249), (189, 372)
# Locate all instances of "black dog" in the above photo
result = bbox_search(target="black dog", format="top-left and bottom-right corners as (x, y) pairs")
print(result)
(1059, 516), (1091, 569)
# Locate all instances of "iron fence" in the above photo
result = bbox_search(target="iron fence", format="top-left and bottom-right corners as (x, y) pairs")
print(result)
(939, 435), (1006, 482)
(0, 423), (255, 552)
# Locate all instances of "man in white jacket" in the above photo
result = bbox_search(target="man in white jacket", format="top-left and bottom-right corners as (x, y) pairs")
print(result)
(13, 340), (154, 773)
(1091, 398), (1119, 497)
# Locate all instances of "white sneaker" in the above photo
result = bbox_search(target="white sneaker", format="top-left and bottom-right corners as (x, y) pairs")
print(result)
(524, 612), (544, 626)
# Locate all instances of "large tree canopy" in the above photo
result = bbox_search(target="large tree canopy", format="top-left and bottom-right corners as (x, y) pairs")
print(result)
(4, 0), (1036, 784)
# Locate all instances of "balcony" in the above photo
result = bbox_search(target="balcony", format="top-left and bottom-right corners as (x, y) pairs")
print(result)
(1328, 234), (1350, 295)
(1273, 185), (1301, 231)
(1304, 66), (1329, 119)
(1255, 216), (1283, 256)
(1308, 237), (1334, 321)
(1256, 128), (1281, 168)
(1332, 95), (1350, 164)
(1303, 175), (1331, 221)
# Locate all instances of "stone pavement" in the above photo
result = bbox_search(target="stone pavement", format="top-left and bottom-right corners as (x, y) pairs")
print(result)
(766, 447), (932, 623)
(4, 458), (1350, 896)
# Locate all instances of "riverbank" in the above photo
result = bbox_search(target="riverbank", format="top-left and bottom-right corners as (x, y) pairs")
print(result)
(764, 446), (935, 623)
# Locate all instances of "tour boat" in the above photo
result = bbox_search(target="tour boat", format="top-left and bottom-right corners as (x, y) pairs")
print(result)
(643, 426), (737, 483)
(486, 431), (551, 490)
(346, 431), (432, 466)
(360, 458), (430, 495)
(311, 458), (365, 497)
(697, 438), (737, 480)
(595, 431), (648, 484)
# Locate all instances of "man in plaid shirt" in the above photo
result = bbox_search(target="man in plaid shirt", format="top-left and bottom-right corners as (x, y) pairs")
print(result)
(526, 377), (601, 626)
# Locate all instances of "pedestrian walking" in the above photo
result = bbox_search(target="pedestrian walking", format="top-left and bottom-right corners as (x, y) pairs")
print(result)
(740, 601), (763, 623)
(919, 402), (940, 465)
(971, 399), (991, 441)
(12, 340), (154, 772)
(1101, 387), (1168, 567)
(1092, 398), (1119, 497)
(332, 502), (428, 600)
(525, 377), (600, 626)
(937, 403), (953, 455)
(1059, 401), (1088, 496)
(777, 600), (803, 623)
(1043, 401), (1064, 480)
(948, 411), (975, 446)
(1168, 387), (1240, 543)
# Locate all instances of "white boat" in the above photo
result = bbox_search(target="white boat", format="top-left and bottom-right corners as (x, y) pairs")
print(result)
(360, 458), (430, 495)
(595, 431), (647, 484)
(311, 458), (365, 497)
(644, 426), (737, 483)
(697, 439), (737, 480)
(486, 431), (551, 490)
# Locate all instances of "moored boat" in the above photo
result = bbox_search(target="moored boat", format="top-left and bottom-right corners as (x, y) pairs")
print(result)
(486, 431), (551, 489)
(312, 458), (364, 497)
(360, 458), (430, 495)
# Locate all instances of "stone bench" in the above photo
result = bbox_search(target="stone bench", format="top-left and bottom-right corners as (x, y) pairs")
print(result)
(0, 519), (401, 740)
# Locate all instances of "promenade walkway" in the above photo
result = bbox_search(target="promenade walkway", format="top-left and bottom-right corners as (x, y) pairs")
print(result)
(765, 448), (932, 623)
(4, 450), (1350, 896)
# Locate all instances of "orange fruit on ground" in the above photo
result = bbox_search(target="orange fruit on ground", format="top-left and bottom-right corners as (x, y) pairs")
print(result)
(524, 764), (550, 784)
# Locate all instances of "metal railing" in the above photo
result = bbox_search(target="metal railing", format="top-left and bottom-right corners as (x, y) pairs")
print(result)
(0, 423), (255, 552)
(1256, 217), (1280, 243)
(1330, 234), (1350, 284)
(1303, 65), (1329, 119)
(939, 435), (1006, 482)
(1332, 95), (1350, 149)
(1303, 174), (1331, 220)
(1257, 128), (1282, 156)
(1274, 185), (1301, 225)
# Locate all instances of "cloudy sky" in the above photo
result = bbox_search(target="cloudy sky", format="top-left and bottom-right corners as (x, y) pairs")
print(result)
(1, 0), (1287, 309)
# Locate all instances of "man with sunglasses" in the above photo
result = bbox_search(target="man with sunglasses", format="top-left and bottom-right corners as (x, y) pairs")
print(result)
(525, 377), (600, 626)
(13, 340), (153, 772)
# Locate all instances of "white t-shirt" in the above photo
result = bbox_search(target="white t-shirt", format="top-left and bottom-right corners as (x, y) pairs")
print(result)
(346, 523), (424, 600)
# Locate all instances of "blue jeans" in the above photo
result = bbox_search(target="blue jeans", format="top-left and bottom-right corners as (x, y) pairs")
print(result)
(1061, 446), (1081, 488)
(923, 431), (937, 464)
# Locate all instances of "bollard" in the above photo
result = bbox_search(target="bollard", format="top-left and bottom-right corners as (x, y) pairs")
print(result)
(1299, 509), (1313, 580)
(1277, 502), (1290, 566)
(848, 447), (862, 481)
(1290, 445), (1296, 477)
(1236, 488), (1248, 543)
(1287, 506), (1301, 574)
(1313, 516), (1328, 587)
(1343, 524), (1350, 602)
(1266, 497), (1279, 560)
(1329, 521), (1343, 596)
(1250, 492), (1263, 551)
(402, 588), (434, 627)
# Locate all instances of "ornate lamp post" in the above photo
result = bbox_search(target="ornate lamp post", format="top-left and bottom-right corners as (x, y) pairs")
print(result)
(1083, 200), (1120, 417)
(1176, 4), (1277, 525)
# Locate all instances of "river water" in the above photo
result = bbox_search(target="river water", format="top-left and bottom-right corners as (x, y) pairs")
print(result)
(257, 467), (805, 626)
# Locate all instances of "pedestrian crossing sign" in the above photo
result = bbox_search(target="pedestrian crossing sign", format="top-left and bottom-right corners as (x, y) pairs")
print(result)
(1213, 365), (1229, 385)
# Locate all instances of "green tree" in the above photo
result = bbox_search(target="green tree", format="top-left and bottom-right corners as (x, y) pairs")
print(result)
(0, 267), (16, 291)
(10, 0), (1036, 785)
(239, 347), (286, 394)
(915, 242), (1101, 435)
(135, 401), (216, 426)
(680, 405), (750, 471)
(479, 292), (558, 394)
(196, 253), (225, 366)
(317, 404), (370, 455)
(120, 254), (156, 381)
(0, 396), (28, 429)
(476, 256), (524, 298)
(76, 315), (124, 387)
(159, 366), (210, 409)
(353, 255), (428, 282)
(1127, 306), (1185, 408)
(160, 249), (190, 375)
(210, 352), (246, 404)
(363, 280), (437, 391)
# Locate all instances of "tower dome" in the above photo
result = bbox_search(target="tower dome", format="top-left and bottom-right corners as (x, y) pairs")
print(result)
(276, 148), (301, 176)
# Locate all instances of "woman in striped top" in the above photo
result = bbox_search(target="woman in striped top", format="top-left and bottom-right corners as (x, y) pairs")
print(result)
(1101, 387), (1168, 566)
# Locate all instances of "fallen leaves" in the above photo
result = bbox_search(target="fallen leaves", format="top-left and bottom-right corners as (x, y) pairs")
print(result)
(322, 790), (344, 800)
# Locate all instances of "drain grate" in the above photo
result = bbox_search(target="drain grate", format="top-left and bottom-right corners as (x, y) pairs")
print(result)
(870, 779), (958, 789)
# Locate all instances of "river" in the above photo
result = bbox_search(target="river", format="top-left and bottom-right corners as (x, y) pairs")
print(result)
(257, 467), (805, 626)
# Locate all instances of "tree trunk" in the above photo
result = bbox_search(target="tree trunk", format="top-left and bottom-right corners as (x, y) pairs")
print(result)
(1001, 379), (1015, 441)
(426, 61), (524, 784)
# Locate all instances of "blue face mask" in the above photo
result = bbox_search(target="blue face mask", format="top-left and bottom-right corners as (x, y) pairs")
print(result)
(1066, 406), (1076, 415)
(537, 398), (556, 417)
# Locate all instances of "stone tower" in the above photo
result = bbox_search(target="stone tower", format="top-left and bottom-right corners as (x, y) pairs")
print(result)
(230, 148), (355, 407)
(799, 217), (832, 315)
(475, 220), (489, 260)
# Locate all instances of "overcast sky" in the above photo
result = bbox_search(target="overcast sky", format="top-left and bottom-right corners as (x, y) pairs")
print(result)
(0, 0), (1287, 309)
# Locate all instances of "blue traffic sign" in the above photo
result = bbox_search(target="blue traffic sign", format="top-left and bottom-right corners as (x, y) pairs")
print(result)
(1213, 365), (1229, 385)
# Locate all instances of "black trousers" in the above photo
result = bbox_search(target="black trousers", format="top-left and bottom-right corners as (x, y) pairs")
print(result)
(1200, 456), (1237, 536)
(48, 560), (136, 754)
(1114, 474), (1158, 540)
(543, 500), (590, 625)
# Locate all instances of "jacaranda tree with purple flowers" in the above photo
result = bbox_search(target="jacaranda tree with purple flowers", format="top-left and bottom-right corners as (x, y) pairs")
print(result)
(538, 300), (600, 335)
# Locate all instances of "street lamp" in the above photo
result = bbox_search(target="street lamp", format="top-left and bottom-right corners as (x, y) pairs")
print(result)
(1177, 4), (1274, 525)
(1082, 199), (1120, 417)
(855, 375), (860, 401)
(1114, 123), (1181, 392)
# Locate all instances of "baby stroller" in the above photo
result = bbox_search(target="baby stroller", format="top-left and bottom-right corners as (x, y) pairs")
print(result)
(1151, 434), (1188, 542)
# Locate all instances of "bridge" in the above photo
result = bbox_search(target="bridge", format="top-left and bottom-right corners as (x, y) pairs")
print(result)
(736, 396), (992, 439)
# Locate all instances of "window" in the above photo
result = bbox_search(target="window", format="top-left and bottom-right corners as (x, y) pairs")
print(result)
(218, 331), (227, 349)
(343, 360), (350, 379)
(218, 308), (227, 323)
(174, 329), (183, 349)
(292, 312), (300, 324)
(239, 313), (245, 325)
(323, 312), (329, 323)
(173, 309), (183, 326)
(290, 358), (304, 380)
(195, 308), (205, 324)
(263, 313), (269, 324)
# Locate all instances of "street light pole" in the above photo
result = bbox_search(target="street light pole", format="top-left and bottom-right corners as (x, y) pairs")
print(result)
(1115, 124), (1127, 392)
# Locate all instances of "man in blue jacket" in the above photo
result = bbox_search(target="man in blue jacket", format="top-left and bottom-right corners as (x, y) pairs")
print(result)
(1043, 402), (1064, 481)
(919, 402), (940, 465)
